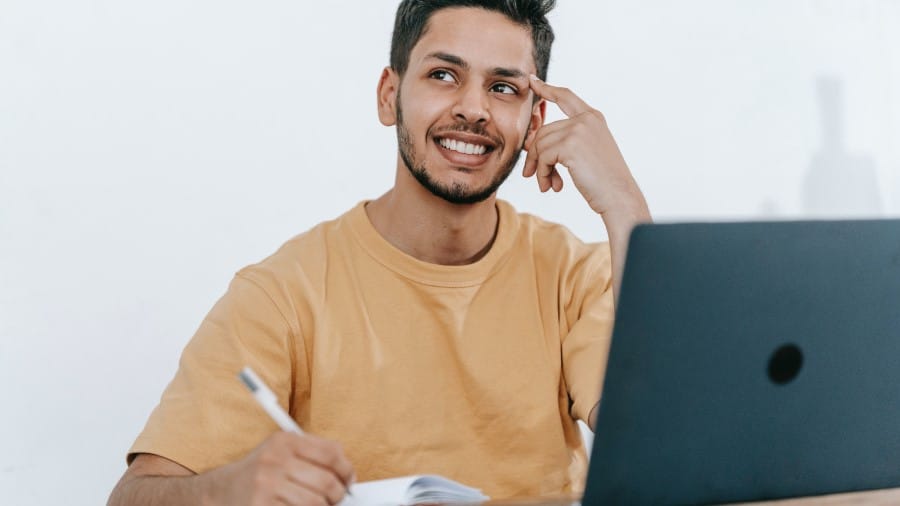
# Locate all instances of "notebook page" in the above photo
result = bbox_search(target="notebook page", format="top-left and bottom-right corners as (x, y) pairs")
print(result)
(340, 476), (421, 506)
(408, 475), (489, 503)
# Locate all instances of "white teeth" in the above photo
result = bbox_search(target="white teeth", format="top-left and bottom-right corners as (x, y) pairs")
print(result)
(439, 138), (487, 156)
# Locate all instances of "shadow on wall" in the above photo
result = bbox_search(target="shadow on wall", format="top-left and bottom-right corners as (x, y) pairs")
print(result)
(802, 76), (882, 218)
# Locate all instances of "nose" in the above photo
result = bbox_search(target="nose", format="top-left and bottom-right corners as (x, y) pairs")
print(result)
(451, 82), (490, 124)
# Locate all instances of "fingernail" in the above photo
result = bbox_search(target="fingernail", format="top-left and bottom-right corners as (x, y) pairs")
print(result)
(529, 74), (540, 82)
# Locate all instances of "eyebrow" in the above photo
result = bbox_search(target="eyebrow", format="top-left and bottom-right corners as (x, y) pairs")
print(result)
(490, 66), (526, 80)
(425, 51), (528, 80)
(426, 51), (469, 70)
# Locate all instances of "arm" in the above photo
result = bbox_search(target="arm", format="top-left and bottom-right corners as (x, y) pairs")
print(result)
(588, 402), (600, 432)
(600, 192), (651, 302)
(108, 273), (356, 505)
(523, 75), (652, 302)
(108, 432), (354, 506)
(108, 454), (205, 506)
(523, 76), (649, 432)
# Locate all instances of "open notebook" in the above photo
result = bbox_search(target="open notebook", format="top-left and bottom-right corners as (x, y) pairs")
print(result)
(339, 475), (489, 506)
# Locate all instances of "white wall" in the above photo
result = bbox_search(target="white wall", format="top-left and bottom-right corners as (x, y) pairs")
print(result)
(1, 1), (898, 504)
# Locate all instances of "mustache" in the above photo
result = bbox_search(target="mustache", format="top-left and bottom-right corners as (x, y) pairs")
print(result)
(429, 122), (503, 147)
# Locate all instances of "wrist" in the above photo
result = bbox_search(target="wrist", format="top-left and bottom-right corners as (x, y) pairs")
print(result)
(199, 462), (233, 506)
(598, 194), (651, 236)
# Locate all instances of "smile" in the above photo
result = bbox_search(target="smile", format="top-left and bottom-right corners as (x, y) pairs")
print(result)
(438, 138), (488, 156)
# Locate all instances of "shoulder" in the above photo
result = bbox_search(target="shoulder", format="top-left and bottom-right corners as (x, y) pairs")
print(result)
(501, 201), (611, 276)
(235, 204), (362, 292)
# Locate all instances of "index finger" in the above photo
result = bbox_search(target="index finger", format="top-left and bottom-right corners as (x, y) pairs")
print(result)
(529, 75), (592, 117)
(292, 434), (355, 485)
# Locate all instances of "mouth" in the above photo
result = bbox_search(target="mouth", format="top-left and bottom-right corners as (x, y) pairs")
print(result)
(433, 133), (498, 167)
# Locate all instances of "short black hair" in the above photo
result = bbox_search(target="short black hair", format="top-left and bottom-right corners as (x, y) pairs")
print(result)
(390, 0), (556, 81)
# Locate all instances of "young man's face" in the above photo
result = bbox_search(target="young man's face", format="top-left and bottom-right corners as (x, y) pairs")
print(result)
(380, 7), (545, 205)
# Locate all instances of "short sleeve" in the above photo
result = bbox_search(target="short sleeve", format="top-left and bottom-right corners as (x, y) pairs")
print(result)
(561, 242), (615, 426)
(128, 273), (301, 473)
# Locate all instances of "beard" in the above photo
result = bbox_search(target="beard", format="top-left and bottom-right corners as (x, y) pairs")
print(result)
(395, 93), (525, 205)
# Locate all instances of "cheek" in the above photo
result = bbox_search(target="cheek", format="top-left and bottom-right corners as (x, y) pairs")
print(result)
(406, 102), (448, 142)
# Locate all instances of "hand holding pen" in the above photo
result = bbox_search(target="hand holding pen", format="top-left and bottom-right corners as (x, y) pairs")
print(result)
(226, 366), (355, 505)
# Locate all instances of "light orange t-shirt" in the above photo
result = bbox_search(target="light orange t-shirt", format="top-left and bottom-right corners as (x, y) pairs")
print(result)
(129, 200), (614, 498)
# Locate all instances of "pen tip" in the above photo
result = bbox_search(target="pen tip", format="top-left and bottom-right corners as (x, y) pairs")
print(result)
(238, 368), (259, 393)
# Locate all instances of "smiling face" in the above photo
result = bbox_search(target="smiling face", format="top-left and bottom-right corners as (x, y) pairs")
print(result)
(378, 7), (545, 205)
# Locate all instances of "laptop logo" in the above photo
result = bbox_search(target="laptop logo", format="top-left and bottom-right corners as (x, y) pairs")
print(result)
(768, 344), (804, 385)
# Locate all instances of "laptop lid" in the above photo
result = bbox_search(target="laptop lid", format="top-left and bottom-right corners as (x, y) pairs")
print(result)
(583, 220), (900, 505)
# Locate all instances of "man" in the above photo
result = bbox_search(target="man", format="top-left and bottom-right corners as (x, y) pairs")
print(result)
(108, 1), (651, 504)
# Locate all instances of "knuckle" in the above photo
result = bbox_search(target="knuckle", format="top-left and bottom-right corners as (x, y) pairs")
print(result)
(251, 468), (273, 491)
(255, 450), (276, 468)
(326, 476), (345, 502)
(327, 440), (345, 459)
(537, 138), (554, 153)
(326, 451), (342, 468)
(316, 446), (337, 466)
(308, 443), (330, 464)
(294, 488), (324, 506)
(270, 431), (295, 448)
(261, 441), (289, 462)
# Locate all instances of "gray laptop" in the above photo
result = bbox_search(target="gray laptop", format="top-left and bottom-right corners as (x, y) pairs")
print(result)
(583, 220), (900, 505)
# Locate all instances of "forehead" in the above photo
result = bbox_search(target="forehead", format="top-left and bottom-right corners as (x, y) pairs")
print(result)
(409, 7), (536, 74)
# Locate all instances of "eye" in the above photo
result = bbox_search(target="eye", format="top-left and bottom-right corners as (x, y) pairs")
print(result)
(429, 69), (456, 83)
(491, 82), (518, 95)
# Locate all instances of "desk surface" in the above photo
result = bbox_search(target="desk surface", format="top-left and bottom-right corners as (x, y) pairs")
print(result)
(483, 487), (900, 505)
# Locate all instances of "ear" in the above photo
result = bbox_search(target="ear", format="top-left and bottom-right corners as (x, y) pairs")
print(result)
(377, 67), (401, 126)
(523, 99), (546, 151)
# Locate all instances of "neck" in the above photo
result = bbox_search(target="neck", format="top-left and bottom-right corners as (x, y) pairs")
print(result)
(366, 168), (500, 266)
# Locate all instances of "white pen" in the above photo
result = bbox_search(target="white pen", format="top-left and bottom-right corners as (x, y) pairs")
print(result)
(239, 366), (305, 434)
(238, 366), (355, 497)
